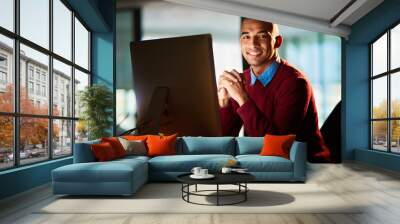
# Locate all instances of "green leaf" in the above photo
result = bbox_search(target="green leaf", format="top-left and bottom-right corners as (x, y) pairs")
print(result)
(79, 84), (113, 140)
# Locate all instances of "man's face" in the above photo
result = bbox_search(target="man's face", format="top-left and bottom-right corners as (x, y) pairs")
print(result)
(240, 19), (278, 67)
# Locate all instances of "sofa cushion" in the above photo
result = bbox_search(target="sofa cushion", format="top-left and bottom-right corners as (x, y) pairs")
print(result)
(147, 134), (178, 157)
(101, 137), (127, 158)
(53, 158), (147, 183)
(236, 137), (263, 155)
(236, 155), (293, 172)
(180, 137), (235, 155)
(148, 154), (235, 172)
(91, 142), (118, 161)
(260, 134), (296, 159)
(118, 138), (147, 156)
(122, 135), (148, 141)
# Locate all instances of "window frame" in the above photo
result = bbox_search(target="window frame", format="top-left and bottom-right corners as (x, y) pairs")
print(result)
(0, 0), (92, 171)
(370, 20), (400, 154)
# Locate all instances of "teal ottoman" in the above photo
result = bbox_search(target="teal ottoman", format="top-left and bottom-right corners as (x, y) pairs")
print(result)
(52, 156), (148, 196)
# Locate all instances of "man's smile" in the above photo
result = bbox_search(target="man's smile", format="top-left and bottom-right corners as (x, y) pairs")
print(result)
(246, 49), (263, 57)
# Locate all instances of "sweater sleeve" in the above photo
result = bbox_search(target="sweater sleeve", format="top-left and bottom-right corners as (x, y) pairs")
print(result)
(220, 99), (243, 136)
(236, 77), (311, 136)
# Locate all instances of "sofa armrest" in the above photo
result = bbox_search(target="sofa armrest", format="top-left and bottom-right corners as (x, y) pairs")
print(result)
(73, 140), (100, 163)
(289, 141), (307, 181)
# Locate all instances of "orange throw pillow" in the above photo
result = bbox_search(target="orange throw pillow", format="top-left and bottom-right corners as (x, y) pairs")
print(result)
(260, 134), (296, 159)
(91, 142), (117, 161)
(146, 134), (178, 157)
(101, 137), (127, 158)
(122, 135), (148, 141)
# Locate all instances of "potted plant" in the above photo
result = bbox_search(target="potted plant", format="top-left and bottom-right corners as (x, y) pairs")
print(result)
(79, 84), (113, 140)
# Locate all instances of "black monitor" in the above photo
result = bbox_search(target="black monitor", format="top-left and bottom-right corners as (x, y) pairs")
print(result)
(130, 34), (222, 136)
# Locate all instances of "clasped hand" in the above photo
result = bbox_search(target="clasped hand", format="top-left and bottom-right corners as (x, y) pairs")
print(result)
(218, 69), (248, 107)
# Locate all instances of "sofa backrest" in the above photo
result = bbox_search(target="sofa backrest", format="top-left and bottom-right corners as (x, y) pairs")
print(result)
(235, 137), (263, 155)
(74, 136), (273, 162)
(73, 139), (100, 163)
(178, 137), (235, 155)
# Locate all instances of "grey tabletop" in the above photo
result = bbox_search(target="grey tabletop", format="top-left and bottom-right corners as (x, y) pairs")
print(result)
(177, 172), (255, 185)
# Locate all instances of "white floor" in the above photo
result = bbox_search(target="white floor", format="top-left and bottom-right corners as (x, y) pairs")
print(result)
(1, 162), (400, 224)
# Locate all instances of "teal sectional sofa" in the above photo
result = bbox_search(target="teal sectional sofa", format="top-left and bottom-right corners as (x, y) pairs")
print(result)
(52, 137), (307, 196)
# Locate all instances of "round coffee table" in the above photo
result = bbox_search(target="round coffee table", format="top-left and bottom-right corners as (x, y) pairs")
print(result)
(177, 173), (255, 206)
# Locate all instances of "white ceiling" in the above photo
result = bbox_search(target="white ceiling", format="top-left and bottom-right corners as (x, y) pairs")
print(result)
(164, 0), (384, 38)
(225, 0), (352, 22)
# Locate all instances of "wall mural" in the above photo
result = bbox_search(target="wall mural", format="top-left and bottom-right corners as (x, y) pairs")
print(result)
(116, 2), (341, 162)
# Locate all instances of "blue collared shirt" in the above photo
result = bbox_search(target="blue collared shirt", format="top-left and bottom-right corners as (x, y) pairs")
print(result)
(250, 61), (279, 86)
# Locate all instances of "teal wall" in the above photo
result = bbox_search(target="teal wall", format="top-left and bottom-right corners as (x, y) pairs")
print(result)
(0, 0), (115, 200)
(355, 149), (400, 172)
(344, 0), (400, 171)
(92, 0), (116, 136)
(0, 158), (72, 199)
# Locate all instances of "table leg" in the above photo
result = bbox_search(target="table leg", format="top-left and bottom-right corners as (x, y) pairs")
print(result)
(217, 184), (219, 206)
(187, 184), (190, 202)
(181, 184), (183, 199)
(245, 183), (247, 201)
(195, 184), (197, 192)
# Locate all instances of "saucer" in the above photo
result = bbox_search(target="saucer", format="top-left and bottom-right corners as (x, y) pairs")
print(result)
(190, 174), (215, 179)
(232, 170), (249, 174)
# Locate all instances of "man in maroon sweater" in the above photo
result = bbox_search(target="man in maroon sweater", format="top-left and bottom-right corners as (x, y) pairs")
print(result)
(218, 18), (330, 162)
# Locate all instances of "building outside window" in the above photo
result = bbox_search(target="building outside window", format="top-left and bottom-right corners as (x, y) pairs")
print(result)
(28, 67), (34, 80)
(0, 0), (91, 170)
(0, 54), (7, 67)
(371, 23), (400, 153)
(41, 73), (46, 82)
(42, 85), (46, 97)
(35, 70), (40, 81)
(0, 71), (6, 83)
(28, 81), (34, 94)
(54, 89), (58, 102)
(35, 83), (40, 95)
(0, 71), (7, 91)
(0, 54), (7, 90)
